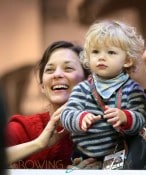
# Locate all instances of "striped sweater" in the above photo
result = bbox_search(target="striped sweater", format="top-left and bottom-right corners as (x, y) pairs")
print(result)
(60, 77), (146, 158)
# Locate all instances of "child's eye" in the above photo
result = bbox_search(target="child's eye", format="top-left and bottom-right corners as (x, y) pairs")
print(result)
(92, 50), (99, 54)
(108, 50), (116, 54)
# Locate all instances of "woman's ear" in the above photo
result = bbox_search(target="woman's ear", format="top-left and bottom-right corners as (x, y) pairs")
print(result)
(40, 84), (45, 94)
(123, 58), (133, 68)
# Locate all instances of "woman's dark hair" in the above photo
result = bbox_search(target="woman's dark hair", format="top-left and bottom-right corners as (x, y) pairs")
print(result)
(37, 41), (90, 84)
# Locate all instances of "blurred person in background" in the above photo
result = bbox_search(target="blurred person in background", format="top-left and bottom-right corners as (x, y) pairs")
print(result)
(0, 84), (7, 174)
(142, 49), (146, 92)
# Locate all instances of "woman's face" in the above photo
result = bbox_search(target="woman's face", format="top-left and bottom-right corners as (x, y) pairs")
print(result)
(41, 48), (85, 107)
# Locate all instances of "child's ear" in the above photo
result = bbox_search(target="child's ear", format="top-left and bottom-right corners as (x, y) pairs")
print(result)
(123, 58), (133, 68)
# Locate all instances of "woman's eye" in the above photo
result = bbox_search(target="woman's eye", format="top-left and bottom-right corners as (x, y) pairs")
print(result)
(45, 68), (54, 74)
(108, 50), (116, 54)
(65, 67), (74, 72)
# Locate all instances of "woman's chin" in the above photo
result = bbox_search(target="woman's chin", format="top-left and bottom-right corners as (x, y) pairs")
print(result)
(51, 97), (68, 105)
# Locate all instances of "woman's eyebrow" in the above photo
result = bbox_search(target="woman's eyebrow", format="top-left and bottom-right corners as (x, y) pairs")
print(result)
(64, 61), (77, 65)
(45, 63), (54, 67)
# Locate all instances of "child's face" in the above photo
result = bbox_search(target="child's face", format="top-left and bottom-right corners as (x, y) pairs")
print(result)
(89, 45), (130, 79)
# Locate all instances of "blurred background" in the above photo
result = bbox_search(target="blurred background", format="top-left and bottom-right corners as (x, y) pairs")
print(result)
(0, 0), (146, 118)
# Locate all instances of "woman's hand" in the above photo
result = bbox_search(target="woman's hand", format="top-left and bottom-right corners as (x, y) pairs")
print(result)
(67, 157), (102, 170)
(35, 104), (68, 149)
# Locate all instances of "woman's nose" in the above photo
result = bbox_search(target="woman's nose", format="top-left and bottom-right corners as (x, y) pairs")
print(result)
(53, 68), (64, 78)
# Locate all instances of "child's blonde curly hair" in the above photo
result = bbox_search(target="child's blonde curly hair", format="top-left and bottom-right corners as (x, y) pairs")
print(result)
(80, 20), (145, 73)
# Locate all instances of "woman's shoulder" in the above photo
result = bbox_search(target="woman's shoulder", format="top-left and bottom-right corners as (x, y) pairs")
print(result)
(8, 112), (50, 134)
(6, 112), (50, 145)
(9, 112), (50, 125)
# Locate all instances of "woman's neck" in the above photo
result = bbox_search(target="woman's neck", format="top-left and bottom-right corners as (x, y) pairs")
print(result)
(48, 104), (62, 117)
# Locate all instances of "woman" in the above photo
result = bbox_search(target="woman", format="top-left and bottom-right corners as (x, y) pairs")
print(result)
(5, 41), (98, 169)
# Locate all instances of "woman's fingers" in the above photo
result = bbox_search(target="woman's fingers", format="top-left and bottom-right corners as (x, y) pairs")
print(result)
(48, 129), (68, 147)
(68, 157), (102, 169)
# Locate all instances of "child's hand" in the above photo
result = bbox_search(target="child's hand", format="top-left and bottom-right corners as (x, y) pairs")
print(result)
(103, 106), (127, 128)
(81, 113), (101, 131)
